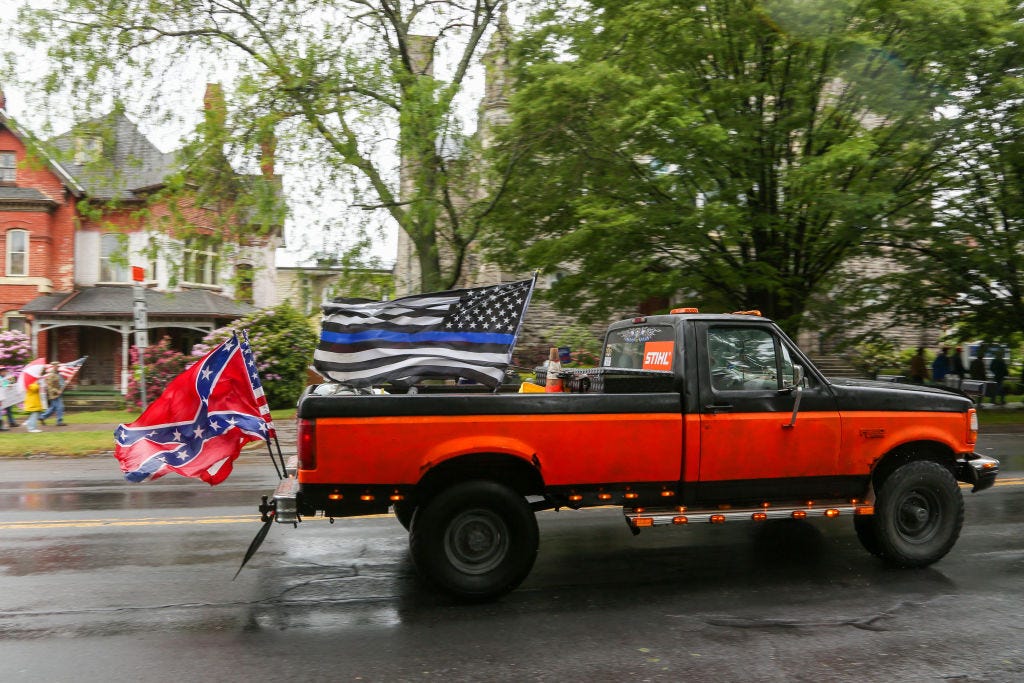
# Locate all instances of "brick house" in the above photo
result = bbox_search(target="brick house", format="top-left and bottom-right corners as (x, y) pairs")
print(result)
(0, 90), (281, 394)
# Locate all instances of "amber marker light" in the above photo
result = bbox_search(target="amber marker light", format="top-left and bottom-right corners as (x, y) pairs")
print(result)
(671, 307), (699, 314)
(710, 514), (726, 524)
(752, 512), (768, 522)
(624, 491), (639, 500)
(825, 509), (840, 518)
(569, 494), (583, 502)
(360, 494), (375, 502)
(598, 493), (613, 501)
(389, 494), (404, 502)
(328, 493), (343, 501)
(672, 516), (689, 525)
(855, 506), (875, 515)
(792, 510), (808, 519)
(661, 490), (675, 498)
(634, 517), (654, 528)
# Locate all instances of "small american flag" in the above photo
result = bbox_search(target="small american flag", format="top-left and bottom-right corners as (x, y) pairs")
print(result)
(314, 277), (535, 388)
(57, 357), (87, 383)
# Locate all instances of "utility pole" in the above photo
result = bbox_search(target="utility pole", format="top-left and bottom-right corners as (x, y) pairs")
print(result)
(132, 266), (148, 411)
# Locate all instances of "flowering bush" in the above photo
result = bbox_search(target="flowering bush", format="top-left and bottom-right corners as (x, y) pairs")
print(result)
(126, 336), (196, 410)
(195, 302), (317, 409)
(0, 330), (31, 373)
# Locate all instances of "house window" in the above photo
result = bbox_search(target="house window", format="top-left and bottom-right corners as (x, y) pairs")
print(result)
(183, 239), (219, 286)
(99, 234), (128, 281)
(74, 137), (103, 164)
(236, 263), (254, 304)
(0, 152), (15, 183)
(6, 229), (27, 276)
(4, 313), (27, 334)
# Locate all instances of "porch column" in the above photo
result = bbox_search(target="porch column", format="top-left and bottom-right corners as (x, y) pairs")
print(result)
(30, 319), (40, 357)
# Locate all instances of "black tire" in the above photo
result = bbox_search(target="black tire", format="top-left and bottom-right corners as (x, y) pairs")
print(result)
(853, 514), (885, 558)
(393, 501), (415, 531)
(872, 460), (964, 567)
(409, 480), (539, 601)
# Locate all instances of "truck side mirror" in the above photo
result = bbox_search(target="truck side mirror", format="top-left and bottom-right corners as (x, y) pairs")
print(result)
(781, 364), (804, 393)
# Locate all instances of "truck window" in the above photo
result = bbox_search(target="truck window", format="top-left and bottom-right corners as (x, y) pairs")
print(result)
(707, 327), (794, 391)
(603, 325), (676, 370)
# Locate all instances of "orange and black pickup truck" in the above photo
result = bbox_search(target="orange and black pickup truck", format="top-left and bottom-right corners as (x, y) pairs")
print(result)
(264, 310), (1000, 600)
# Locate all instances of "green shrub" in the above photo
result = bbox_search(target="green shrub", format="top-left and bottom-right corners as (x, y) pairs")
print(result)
(126, 336), (195, 410)
(195, 302), (318, 409)
(0, 330), (31, 372)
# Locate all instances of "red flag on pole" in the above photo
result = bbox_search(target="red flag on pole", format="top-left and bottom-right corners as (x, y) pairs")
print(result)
(113, 332), (271, 485)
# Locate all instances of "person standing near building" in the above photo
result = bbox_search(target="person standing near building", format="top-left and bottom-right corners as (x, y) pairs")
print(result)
(931, 347), (950, 385)
(39, 363), (67, 426)
(909, 347), (930, 384)
(951, 346), (967, 387)
(969, 346), (988, 381)
(989, 349), (1008, 405)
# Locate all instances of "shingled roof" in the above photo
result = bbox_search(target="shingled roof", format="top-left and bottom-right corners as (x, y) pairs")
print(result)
(22, 286), (254, 319)
(49, 112), (179, 201)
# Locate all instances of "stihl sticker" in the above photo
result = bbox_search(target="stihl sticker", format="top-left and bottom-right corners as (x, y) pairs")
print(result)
(642, 341), (674, 371)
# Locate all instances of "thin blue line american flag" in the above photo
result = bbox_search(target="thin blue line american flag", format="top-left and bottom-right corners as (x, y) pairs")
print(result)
(314, 277), (535, 388)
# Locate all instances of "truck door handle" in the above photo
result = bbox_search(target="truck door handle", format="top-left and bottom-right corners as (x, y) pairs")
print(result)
(704, 403), (733, 414)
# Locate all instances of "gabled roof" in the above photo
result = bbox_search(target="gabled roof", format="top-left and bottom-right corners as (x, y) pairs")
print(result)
(0, 108), (85, 197)
(49, 112), (179, 201)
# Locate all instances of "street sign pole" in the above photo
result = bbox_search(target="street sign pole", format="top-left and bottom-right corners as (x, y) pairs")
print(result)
(132, 267), (148, 411)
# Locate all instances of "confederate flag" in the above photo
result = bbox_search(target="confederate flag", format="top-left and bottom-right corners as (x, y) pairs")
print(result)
(114, 332), (273, 485)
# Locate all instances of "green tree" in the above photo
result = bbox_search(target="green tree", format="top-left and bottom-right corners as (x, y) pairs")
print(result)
(8, 0), (512, 292)
(484, 0), (1003, 333)
(866, 3), (1024, 345)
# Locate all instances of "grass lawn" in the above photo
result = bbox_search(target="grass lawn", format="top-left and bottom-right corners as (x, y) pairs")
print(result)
(0, 408), (297, 457)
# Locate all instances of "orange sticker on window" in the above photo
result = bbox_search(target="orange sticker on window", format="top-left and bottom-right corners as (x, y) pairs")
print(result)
(642, 341), (674, 371)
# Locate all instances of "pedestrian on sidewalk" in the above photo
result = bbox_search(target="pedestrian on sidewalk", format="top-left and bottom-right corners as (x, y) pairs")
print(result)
(23, 378), (44, 432)
(909, 347), (930, 384)
(931, 347), (950, 385)
(39, 363), (67, 426)
(0, 371), (18, 430)
(990, 349), (1008, 405)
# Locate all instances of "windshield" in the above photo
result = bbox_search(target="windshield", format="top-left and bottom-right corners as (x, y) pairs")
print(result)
(602, 325), (676, 371)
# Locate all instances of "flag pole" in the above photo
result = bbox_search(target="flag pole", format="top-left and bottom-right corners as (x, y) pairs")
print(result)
(264, 438), (284, 479)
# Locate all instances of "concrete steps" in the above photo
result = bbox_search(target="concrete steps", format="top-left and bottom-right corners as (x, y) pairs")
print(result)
(808, 354), (866, 380)
(62, 387), (125, 412)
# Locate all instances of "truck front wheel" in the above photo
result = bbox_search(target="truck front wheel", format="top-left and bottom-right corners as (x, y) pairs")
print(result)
(868, 460), (964, 567)
(410, 480), (539, 601)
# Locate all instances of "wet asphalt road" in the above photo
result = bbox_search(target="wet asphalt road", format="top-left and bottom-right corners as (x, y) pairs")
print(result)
(0, 432), (1021, 682)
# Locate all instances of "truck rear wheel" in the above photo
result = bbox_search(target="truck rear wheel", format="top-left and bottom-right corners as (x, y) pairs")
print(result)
(410, 480), (538, 601)
(870, 460), (964, 567)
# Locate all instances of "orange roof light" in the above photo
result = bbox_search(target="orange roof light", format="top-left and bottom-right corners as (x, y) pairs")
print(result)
(732, 310), (762, 316)
(671, 307), (699, 314)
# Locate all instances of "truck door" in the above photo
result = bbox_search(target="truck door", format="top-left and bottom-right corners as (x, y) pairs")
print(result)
(694, 322), (843, 505)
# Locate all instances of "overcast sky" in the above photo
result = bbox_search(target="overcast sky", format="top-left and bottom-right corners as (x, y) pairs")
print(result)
(0, 1), (516, 270)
